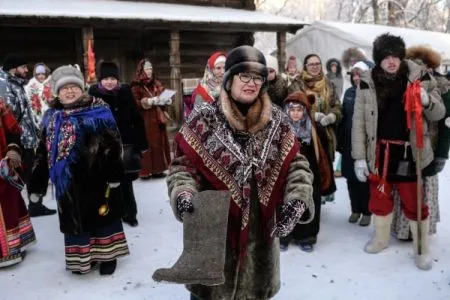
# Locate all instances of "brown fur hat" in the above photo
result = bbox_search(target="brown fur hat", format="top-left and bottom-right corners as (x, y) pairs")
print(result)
(406, 45), (441, 69)
(342, 48), (367, 69)
(284, 91), (315, 111)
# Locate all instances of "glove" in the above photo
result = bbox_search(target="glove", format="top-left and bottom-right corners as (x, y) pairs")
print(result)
(5, 150), (21, 169)
(354, 159), (369, 182)
(320, 113), (336, 127)
(141, 97), (157, 110)
(153, 97), (173, 106)
(108, 182), (121, 188)
(314, 112), (325, 122)
(272, 200), (306, 238)
(176, 191), (194, 219)
(445, 117), (450, 128)
(420, 88), (430, 107)
(435, 157), (446, 173)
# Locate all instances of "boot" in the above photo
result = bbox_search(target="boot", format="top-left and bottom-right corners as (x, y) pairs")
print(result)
(152, 190), (230, 286)
(359, 215), (371, 227)
(409, 218), (432, 270)
(28, 201), (57, 217)
(100, 259), (117, 275)
(348, 213), (361, 223)
(364, 213), (393, 254)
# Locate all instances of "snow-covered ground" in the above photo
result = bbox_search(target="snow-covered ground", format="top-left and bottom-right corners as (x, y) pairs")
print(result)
(1, 166), (450, 300)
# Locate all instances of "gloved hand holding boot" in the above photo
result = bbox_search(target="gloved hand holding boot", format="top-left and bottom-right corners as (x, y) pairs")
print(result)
(153, 190), (230, 286)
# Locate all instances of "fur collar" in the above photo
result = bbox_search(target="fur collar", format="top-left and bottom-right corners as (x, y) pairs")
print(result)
(219, 89), (272, 134)
(406, 46), (441, 69)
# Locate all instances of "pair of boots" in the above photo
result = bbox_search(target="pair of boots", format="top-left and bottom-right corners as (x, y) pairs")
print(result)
(72, 260), (117, 275)
(365, 213), (432, 270)
(153, 190), (230, 286)
(348, 213), (371, 226)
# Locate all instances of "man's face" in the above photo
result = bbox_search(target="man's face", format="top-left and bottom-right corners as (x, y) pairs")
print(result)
(380, 56), (401, 74)
(14, 65), (28, 78)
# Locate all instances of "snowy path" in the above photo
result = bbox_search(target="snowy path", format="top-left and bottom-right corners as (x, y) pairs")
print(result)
(1, 167), (450, 300)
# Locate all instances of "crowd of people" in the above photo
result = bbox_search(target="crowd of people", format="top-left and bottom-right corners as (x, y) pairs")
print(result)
(0, 31), (449, 300)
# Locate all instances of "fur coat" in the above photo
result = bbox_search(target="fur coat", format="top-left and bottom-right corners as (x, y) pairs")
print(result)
(167, 90), (314, 300)
(266, 75), (288, 108)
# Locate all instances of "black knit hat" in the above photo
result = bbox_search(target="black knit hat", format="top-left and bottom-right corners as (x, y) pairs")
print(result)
(2, 53), (27, 71)
(99, 61), (120, 81)
(373, 33), (406, 66)
(223, 46), (268, 92)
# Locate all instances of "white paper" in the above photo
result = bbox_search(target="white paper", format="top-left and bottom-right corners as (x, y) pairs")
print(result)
(159, 89), (177, 100)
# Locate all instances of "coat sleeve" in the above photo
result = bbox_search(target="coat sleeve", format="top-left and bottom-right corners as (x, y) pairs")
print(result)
(422, 75), (446, 122)
(124, 85), (147, 152)
(28, 128), (49, 196)
(283, 152), (314, 224)
(131, 84), (145, 110)
(351, 86), (367, 161)
(166, 139), (202, 222)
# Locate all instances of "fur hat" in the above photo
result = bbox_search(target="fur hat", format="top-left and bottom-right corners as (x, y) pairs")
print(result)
(51, 65), (85, 94)
(99, 61), (120, 81)
(373, 33), (406, 66)
(222, 46), (268, 92)
(286, 55), (297, 71)
(406, 45), (441, 69)
(2, 53), (27, 71)
(264, 55), (279, 74)
(342, 48), (367, 69)
(284, 91), (315, 111)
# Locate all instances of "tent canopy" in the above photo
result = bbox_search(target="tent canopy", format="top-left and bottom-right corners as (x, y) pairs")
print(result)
(284, 21), (450, 69)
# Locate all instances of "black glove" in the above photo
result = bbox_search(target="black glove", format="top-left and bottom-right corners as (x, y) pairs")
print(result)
(176, 191), (194, 219)
(272, 200), (306, 238)
(435, 158), (446, 173)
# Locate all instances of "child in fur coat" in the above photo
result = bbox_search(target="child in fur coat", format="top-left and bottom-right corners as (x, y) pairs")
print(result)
(281, 91), (336, 252)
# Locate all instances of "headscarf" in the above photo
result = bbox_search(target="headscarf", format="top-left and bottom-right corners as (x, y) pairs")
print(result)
(198, 52), (226, 100)
(133, 59), (155, 86)
(285, 102), (312, 144)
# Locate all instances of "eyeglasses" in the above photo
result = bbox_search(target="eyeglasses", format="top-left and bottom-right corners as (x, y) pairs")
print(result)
(60, 85), (81, 93)
(306, 63), (322, 68)
(238, 73), (265, 85)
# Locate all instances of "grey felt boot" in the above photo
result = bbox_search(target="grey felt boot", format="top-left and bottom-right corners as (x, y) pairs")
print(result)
(410, 218), (432, 270)
(152, 190), (230, 286)
(364, 213), (393, 254)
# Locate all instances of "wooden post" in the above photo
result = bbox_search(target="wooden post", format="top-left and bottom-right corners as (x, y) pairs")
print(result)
(169, 29), (182, 128)
(276, 31), (287, 75)
(82, 27), (96, 84)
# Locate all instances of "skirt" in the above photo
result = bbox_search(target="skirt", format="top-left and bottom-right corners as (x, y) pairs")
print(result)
(64, 219), (129, 273)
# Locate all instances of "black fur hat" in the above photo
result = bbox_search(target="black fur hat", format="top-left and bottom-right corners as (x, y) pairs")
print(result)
(99, 61), (120, 81)
(372, 33), (406, 66)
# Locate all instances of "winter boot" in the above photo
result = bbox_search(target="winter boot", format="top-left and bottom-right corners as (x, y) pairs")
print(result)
(359, 215), (371, 227)
(152, 190), (230, 286)
(364, 213), (393, 254)
(28, 201), (57, 217)
(348, 213), (361, 223)
(409, 218), (432, 270)
(100, 259), (117, 275)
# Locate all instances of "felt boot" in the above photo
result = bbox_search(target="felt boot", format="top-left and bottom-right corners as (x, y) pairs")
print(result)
(364, 213), (392, 254)
(152, 190), (230, 286)
(410, 218), (432, 270)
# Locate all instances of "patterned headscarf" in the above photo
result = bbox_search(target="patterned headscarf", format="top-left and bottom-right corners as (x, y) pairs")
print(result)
(133, 59), (155, 86)
(199, 52), (226, 100)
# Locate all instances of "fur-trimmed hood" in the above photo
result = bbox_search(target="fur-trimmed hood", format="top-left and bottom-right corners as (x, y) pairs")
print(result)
(325, 58), (342, 76)
(342, 48), (367, 69)
(406, 45), (441, 69)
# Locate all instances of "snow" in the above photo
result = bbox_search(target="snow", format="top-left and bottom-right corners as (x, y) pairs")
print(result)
(0, 0), (305, 28)
(1, 166), (450, 299)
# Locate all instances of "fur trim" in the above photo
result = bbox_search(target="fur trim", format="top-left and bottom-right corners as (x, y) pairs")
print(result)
(220, 90), (272, 134)
(325, 58), (342, 74)
(342, 48), (367, 69)
(373, 33), (406, 66)
(406, 46), (441, 69)
(284, 91), (315, 110)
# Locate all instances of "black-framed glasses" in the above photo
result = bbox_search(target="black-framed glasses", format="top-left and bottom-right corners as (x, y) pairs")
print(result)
(306, 62), (321, 68)
(238, 73), (265, 85)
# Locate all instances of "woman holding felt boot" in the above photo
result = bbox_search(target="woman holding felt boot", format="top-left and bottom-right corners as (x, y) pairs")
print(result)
(166, 46), (314, 300)
(28, 65), (129, 275)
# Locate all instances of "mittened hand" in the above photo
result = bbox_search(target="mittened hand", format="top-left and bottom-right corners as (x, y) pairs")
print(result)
(314, 112), (325, 122)
(153, 97), (173, 106)
(434, 157), (446, 173)
(108, 182), (121, 188)
(354, 159), (369, 182)
(272, 200), (306, 238)
(420, 88), (430, 107)
(176, 191), (194, 219)
(445, 117), (450, 128)
(5, 150), (21, 169)
(320, 113), (337, 127)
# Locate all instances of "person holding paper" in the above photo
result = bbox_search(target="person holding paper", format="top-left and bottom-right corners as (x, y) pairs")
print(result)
(131, 59), (171, 179)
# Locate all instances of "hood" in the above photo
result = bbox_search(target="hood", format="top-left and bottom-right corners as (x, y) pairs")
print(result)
(325, 58), (342, 75)
(342, 48), (367, 69)
(406, 45), (441, 69)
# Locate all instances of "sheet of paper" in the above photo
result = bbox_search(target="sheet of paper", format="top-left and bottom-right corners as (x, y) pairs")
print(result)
(160, 89), (177, 100)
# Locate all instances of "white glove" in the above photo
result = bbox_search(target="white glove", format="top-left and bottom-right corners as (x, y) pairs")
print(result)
(354, 159), (369, 182)
(320, 113), (336, 127)
(445, 117), (450, 128)
(420, 88), (430, 107)
(153, 97), (172, 106)
(108, 182), (121, 188)
(314, 112), (325, 122)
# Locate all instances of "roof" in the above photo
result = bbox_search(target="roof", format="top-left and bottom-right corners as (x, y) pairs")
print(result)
(0, 0), (306, 33)
(287, 20), (450, 62)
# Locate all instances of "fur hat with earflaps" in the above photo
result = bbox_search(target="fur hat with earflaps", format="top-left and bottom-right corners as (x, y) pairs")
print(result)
(406, 45), (441, 69)
(372, 33), (406, 66)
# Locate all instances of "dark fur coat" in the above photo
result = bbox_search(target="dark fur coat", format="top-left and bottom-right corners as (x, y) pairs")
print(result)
(266, 75), (288, 108)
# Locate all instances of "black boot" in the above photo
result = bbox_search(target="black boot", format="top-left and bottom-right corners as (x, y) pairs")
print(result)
(122, 217), (138, 227)
(100, 259), (117, 275)
(28, 202), (56, 217)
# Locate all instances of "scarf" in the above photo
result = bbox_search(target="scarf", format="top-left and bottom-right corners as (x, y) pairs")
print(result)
(300, 70), (330, 113)
(292, 116), (312, 145)
(97, 82), (121, 96)
(198, 64), (222, 102)
(42, 97), (117, 199)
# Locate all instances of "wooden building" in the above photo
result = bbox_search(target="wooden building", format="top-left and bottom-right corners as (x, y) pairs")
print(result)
(0, 0), (306, 125)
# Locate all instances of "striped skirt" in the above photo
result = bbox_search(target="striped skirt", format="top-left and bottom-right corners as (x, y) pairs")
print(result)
(0, 180), (36, 268)
(64, 219), (129, 274)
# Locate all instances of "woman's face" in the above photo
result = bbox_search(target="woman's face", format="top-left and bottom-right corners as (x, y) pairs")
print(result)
(58, 84), (83, 105)
(101, 77), (118, 91)
(213, 62), (225, 81)
(289, 106), (304, 122)
(306, 56), (322, 77)
(230, 72), (263, 105)
(144, 67), (153, 79)
(36, 73), (47, 83)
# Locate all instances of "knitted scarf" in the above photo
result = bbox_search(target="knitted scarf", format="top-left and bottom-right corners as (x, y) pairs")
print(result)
(42, 96), (117, 199)
(300, 70), (330, 113)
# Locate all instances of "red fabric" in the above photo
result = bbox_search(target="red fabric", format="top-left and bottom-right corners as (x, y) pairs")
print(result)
(192, 84), (214, 104)
(369, 180), (428, 220)
(207, 51), (227, 69)
(0, 100), (21, 157)
(86, 39), (96, 83)
(404, 80), (424, 148)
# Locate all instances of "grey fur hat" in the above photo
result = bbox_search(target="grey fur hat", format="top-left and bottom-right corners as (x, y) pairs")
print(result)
(51, 65), (85, 94)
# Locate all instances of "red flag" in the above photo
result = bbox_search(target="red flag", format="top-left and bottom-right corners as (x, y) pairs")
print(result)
(86, 39), (96, 83)
(403, 80), (424, 148)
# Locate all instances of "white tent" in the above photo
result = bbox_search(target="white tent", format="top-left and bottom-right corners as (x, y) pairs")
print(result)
(285, 20), (450, 70)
